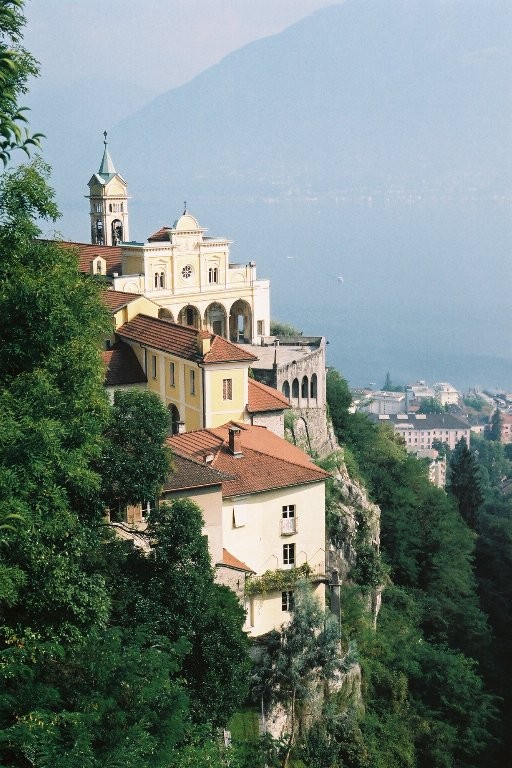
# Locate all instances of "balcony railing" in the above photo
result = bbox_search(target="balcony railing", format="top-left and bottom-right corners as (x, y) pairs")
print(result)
(280, 518), (297, 536)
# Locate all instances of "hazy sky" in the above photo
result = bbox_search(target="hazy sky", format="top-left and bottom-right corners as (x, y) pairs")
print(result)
(24, 0), (339, 94)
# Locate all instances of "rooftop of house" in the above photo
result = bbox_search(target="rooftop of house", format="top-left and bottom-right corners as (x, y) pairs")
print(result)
(116, 314), (258, 364)
(218, 548), (254, 573)
(102, 341), (147, 386)
(163, 452), (233, 493)
(167, 421), (328, 498)
(247, 377), (290, 413)
(101, 289), (143, 314)
(369, 413), (470, 430)
(58, 241), (123, 275)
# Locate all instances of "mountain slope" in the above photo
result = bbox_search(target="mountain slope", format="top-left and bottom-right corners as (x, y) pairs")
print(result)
(114, 0), (511, 215)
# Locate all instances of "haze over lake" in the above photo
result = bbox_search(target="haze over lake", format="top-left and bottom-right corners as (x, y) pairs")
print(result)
(27, 0), (512, 392)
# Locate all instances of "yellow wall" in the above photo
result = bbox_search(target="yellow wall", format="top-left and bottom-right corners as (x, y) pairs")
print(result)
(204, 365), (247, 428)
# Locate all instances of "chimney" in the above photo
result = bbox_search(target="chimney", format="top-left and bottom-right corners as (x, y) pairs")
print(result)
(198, 333), (211, 355)
(228, 426), (243, 457)
(177, 421), (186, 434)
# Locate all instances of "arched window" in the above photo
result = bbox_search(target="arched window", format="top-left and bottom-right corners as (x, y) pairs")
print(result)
(282, 381), (290, 399)
(301, 376), (309, 400)
(154, 273), (159, 288)
(96, 259), (102, 274)
(310, 374), (318, 401)
(292, 378), (299, 399)
(159, 272), (165, 288)
(208, 266), (219, 283)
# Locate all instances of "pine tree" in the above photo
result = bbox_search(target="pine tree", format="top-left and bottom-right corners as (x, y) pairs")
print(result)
(448, 437), (484, 528)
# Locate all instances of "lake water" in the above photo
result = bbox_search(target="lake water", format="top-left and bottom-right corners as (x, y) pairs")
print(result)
(190, 196), (512, 393)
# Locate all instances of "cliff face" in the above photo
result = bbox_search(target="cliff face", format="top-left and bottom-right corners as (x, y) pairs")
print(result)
(263, 451), (383, 742)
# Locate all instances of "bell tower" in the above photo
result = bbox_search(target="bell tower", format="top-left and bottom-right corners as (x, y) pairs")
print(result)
(87, 132), (130, 246)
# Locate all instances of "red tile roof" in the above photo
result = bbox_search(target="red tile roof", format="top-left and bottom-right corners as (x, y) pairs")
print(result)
(247, 378), (290, 413)
(204, 335), (257, 364)
(167, 422), (328, 497)
(57, 241), (123, 275)
(162, 451), (233, 492)
(116, 314), (257, 364)
(102, 342), (147, 386)
(218, 549), (254, 573)
(101, 289), (143, 314)
(148, 226), (172, 242)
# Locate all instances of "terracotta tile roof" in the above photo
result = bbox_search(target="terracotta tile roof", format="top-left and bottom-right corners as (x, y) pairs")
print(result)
(247, 377), (290, 413)
(102, 342), (147, 386)
(148, 226), (172, 242)
(101, 289), (143, 314)
(116, 314), (257, 364)
(162, 451), (233, 492)
(204, 336), (257, 364)
(167, 422), (328, 497)
(218, 548), (254, 573)
(117, 315), (202, 361)
(57, 241), (123, 275)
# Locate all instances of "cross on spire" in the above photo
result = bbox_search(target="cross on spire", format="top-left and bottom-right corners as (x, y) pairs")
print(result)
(103, 130), (108, 147)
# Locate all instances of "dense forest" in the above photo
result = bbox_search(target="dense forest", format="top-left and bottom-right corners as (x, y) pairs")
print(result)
(2, 2), (512, 766)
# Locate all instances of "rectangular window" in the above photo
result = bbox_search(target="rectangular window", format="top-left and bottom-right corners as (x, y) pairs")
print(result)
(281, 505), (296, 535)
(169, 361), (175, 387)
(151, 355), (157, 379)
(283, 543), (295, 567)
(282, 590), (294, 612)
(257, 320), (264, 336)
(223, 378), (233, 401)
(190, 369), (195, 395)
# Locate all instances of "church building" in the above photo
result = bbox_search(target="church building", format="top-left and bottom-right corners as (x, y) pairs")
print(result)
(84, 137), (270, 345)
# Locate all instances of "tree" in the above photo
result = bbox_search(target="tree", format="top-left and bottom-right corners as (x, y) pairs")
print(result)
(97, 388), (172, 517)
(251, 582), (342, 768)
(270, 320), (301, 336)
(120, 499), (250, 728)
(448, 437), (484, 528)
(0, 0), (43, 166)
(487, 409), (504, 442)
(418, 396), (444, 414)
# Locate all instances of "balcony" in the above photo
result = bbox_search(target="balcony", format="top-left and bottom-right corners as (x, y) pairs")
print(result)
(280, 517), (297, 536)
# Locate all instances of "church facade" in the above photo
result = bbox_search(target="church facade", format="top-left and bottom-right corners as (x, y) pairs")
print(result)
(86, 138), (270, 345)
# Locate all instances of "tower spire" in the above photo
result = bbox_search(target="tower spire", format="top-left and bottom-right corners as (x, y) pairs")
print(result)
(98, 130), (116, 176)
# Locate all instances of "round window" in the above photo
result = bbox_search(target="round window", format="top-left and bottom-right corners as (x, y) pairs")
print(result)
(181, 265), (193, 279)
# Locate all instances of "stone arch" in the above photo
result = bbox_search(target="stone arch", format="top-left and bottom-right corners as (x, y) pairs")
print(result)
(178, 304), (201, 329)
(111, 219), (123, 245)
(158, 308), (174, 322)
(282, 381), (290, 399)
(168, 403), (181, 435)
(229, 299), (252, 343)
(301, 375), (309, 402)
(291, 378), (299, 406)
(204, 302), (227, 338)
(310, 373), (318, 402)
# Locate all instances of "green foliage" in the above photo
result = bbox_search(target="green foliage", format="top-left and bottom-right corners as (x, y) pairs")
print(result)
(97, 388), (172, 515)
(463, 394), (486, 412)
(448, 437), (483, 528)
(121, 499), (250, 727)
(487, 408), (504, 441)
(382, 371), (404, 392)
(0, 0), (44, 166)
(251, 583), (343, 767)
(325, 367), (496, 766)
(245, 564), (312, 597)
(270, 320), (301, 336)
(418, 396), (444, 414)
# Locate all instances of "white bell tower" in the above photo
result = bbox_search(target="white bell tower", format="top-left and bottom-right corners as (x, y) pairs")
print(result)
(87, 132), (130, 246)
